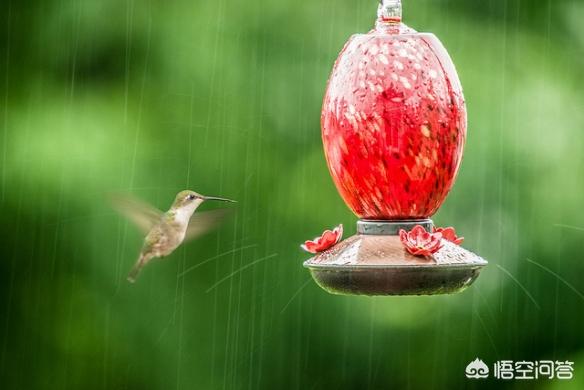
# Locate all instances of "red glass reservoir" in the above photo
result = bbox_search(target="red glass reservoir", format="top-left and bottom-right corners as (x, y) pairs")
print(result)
(321, 3), (466, 220)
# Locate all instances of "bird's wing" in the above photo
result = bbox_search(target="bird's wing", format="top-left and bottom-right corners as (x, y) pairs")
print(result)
(109, 193), (163, 234)
(184, 208), (233, 242)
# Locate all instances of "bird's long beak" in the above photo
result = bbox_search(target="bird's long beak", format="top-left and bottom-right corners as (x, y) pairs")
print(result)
(202, 195), (237, 203)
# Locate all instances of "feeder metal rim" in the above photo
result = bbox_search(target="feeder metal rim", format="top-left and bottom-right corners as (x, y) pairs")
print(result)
(303, 260), (487, 271)
(357, 218), (433, 235)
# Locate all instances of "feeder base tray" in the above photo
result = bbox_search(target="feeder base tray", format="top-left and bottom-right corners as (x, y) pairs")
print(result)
(303, 220), (487, 296)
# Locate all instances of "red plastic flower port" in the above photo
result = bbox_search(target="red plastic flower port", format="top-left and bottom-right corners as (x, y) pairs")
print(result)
(433, 227), (464, 245)
(399, 225), (443, 257)
(301, 224), (343, 254)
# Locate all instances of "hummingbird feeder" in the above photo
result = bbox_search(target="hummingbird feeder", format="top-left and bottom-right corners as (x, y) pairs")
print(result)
(303, 0), (487, 296)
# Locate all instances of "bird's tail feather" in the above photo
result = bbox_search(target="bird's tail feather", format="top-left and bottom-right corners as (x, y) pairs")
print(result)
(127, 254), (148, 283)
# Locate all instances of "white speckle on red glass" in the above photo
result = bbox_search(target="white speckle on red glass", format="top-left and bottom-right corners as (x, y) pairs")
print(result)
(421, 125), (430, 137)
(400, 76), (411, 89)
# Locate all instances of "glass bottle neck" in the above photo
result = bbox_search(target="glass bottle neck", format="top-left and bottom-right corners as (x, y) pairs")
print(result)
(374, 0), (415, 34)
(377, 0), (402, 23)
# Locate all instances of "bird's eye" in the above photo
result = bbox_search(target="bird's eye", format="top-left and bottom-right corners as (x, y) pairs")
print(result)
(188, 194), (196, 200)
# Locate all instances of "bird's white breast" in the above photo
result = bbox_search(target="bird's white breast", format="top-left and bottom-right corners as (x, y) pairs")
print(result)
(174, 207), (193, 226)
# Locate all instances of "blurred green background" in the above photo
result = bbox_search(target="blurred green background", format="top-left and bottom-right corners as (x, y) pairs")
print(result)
(1, 0), (584, 388)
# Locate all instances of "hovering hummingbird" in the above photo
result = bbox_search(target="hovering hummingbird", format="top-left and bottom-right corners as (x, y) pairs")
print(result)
(111, 190), (236, 283)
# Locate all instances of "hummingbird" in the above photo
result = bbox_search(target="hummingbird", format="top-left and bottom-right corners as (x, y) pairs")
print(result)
(111, 190), (236, 283)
